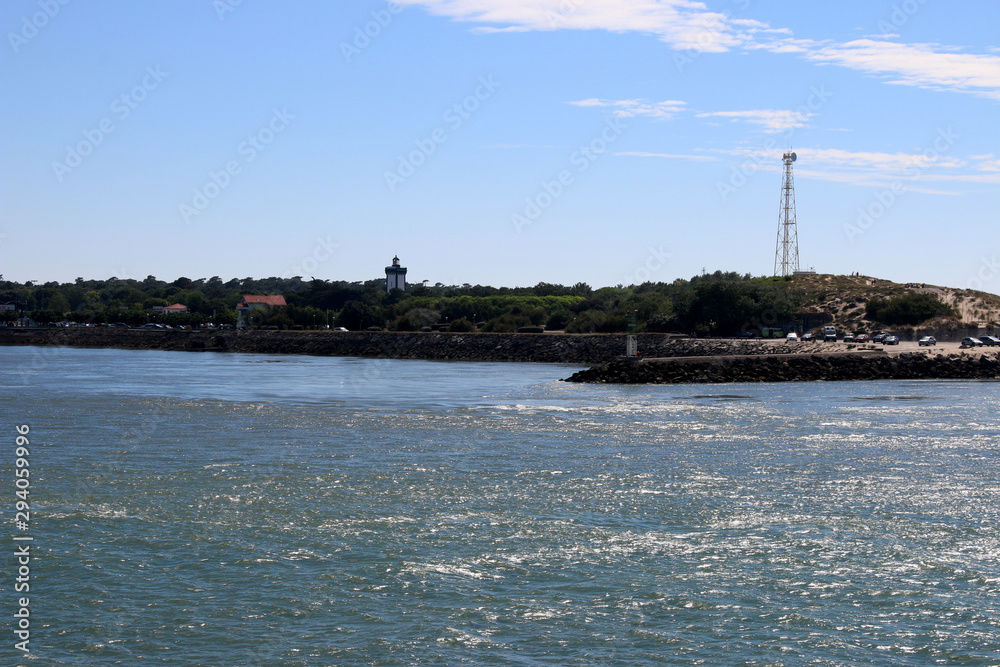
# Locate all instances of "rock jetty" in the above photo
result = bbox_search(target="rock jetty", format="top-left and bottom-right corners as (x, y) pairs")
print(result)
(564, 350), (1000, 383)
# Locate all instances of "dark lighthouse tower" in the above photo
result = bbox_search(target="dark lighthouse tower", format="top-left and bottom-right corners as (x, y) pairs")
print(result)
(385, 255), (407, 293)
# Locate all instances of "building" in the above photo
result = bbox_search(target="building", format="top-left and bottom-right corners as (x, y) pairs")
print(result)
(385, 255), (407, 293)
(237, 294), (287, 329)
(162, 303), (189, 314)
(239, 295), (287, 311)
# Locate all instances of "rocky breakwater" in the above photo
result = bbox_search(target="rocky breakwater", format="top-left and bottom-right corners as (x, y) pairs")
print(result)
(564, 350), (1000, 384)
(0, 328), (841, 365)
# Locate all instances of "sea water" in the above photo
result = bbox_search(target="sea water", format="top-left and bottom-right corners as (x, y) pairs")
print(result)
(2, 346), (999, 665)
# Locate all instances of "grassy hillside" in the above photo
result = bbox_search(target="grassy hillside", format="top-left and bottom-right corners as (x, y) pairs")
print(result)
(787, 273), (1000, 332)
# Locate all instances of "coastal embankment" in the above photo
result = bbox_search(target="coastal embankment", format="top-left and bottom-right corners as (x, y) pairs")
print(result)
(4, 327), (997, 383)
(0, 328), (837, 364)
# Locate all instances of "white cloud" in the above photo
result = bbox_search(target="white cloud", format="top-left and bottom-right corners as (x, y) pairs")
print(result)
(970, 154), (1000, 172)
(705, 145), (998, 192)
(802, 39), (1000, 101)
(398, 1), (1000, 100)
(795, 147), (963, 172)
(568, 98), (686, 119)
(396, 0), (760, 51)
(696, 109), (814, 133)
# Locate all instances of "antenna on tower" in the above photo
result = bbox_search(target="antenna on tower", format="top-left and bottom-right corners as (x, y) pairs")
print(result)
(774, 151), (800, 277)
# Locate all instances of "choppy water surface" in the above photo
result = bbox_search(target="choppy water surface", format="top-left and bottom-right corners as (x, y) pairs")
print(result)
(2, 346), (999, 665)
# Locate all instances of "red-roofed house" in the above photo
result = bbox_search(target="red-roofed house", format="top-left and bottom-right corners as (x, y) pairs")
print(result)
(162, 303), (189, 314)
(240, 295), (287, 309)
(237, 294), (287, 329)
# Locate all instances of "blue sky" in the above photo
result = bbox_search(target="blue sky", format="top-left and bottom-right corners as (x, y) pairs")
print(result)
(2, 0), (998, 292)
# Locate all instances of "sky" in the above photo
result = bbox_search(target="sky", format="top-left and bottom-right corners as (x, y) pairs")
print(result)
(1, 0), (998, 293)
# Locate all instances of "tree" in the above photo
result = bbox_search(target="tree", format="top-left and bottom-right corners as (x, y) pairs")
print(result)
(337, 300), (377, 331)
(48, 292), (71, 315)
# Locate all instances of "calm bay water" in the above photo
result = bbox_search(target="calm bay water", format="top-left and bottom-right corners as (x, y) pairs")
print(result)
(2, 345), (1000, 666)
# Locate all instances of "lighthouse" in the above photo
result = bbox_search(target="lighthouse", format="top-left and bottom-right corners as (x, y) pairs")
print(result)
(385, 255), (407, 293)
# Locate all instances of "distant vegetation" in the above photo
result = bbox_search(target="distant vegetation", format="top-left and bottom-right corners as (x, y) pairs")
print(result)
(865, 292), (954, 326)
(0, 271), (978, 334)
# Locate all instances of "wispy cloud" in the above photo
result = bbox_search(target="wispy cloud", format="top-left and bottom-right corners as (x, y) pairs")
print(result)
(707, 145), (998, 192)
(695, 109), (814, 133)
(568, 98), (686, 119)
(801, 39), (1000, 101)
(396, 0), (760, 51)
(796, 147), (963, 172)
(970, 153), (1000, 172)
(398, 1), (1000, 100)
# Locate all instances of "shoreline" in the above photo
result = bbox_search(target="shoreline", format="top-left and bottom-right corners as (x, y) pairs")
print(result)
(0, 328), (847, 365)
(3, 327), (998, 383)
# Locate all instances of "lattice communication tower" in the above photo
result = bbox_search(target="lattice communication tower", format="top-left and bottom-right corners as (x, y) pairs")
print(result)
(773, 151), (800, 277)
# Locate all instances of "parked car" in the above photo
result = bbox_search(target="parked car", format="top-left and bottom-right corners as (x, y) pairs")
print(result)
(978, 335), (1000, 346)
(883, 335), (899, 345)
(843, 332), (856, 343)
(801, 332), (814, 341)
(962, 337), (984, 347)
(786, 332), (799, 342)
(823, 325), (837, 342)
(918, 336), (936, 346)
(333, 327), (349, 332)
(855, 333), (870, 343)
(872, 332), (887, 343)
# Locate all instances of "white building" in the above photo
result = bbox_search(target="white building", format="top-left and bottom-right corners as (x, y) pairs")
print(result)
(385, 255), (407, 293)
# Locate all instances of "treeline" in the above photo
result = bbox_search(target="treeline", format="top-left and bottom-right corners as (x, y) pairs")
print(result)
(0, 271), (954, 334)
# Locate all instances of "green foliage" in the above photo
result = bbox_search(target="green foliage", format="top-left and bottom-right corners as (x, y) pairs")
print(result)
(866, 293), (954, 326)
(11, 271), (970, 338)
(643, 313), (679, 333)
(545, 310), (572, 331)
(398, 307), (439, 329)
(566, 309), (624, 333)
(336, 301), (378, 331)
(28, 309), (61, 324)
(47, 292), (71, 314)
(448, 318), (475, 332)
(481, 313), (531, 332)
